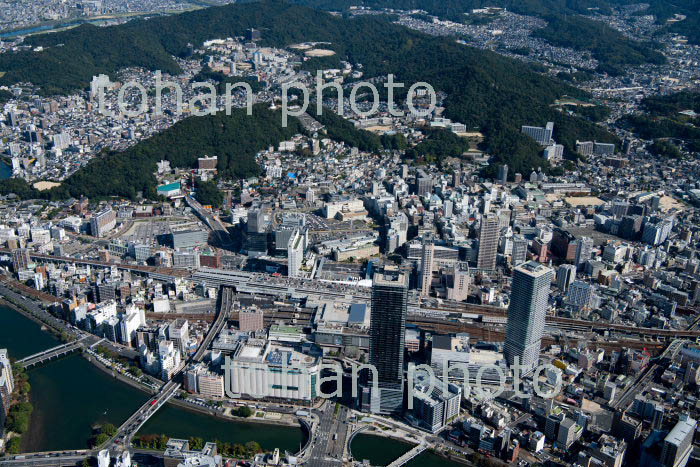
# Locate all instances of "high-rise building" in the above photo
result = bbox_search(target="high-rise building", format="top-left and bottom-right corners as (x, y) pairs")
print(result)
(556, 264), (577, 292)
(447, 263), (471, 302)
(566, 280), (596, 310)
(498, 164), (508, 184)
(287, 229), (304, 278)
(544, 144), (564, 163)
(511, 235), (528, 267)
(247, 208), (265, 234)
(368, 267), (408, 414)
(416, 173), (432, 197)
(574, 237), (594, 269)
(477, 215), (500, 271)
(660, 415), (696, 467)
(420, 239), (434, 297)
(504, 261), (553, 372)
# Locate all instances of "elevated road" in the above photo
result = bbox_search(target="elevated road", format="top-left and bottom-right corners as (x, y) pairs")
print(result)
(611, 339), (686, 410)
(192, 286), (233, 363)
(184, 195), (234, 250)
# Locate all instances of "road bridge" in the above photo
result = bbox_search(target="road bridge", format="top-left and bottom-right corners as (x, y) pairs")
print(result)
(17, 337), (88, 368)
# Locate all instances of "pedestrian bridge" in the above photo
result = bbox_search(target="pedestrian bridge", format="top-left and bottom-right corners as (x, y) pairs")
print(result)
(386, 442), (428, 467)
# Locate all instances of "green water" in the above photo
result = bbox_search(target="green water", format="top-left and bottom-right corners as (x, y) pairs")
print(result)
(0, 305), (58, 359)
(351, 433), (414, 466)
(350, 433), (465, 467)
(138, 404), (305, 453)
(23, 354), (147, 451)
(0, 305), (305, 453)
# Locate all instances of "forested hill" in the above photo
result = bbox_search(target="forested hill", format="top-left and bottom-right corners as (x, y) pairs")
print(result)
(0, 1), (618, 192)
(0, 105), (304, 201)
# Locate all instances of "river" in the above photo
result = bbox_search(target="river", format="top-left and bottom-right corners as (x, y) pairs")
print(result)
(350, 433), (466, 467)
(1, 304), (461, 463)
(0, 305), (304, 454)
(0, 161), (11, 180)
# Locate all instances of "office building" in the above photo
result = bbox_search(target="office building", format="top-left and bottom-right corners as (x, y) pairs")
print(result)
(90, 208), (117, 237)
(410, 379), (462, 433)
(511, 235), (528, 267)
(504, 262), (553, 372)
(447, 262), (471, 302)
(158, 340), (182, 381)
(477, 215), (500, 271)
(566, 281), (595, 309)
(660, 415), (696, 467)
(368, 267), (408, 414)
(556, 264), (577, 292)
(420, 239), (434, 297)
(168, 319), (190, 355)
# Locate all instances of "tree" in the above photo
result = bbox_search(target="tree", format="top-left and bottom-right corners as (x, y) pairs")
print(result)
(195, 180), (224, 209)
(6, 437), (22, 454)
(92, 433), (110, 447)
(234, 406), (253, 418)
(102, 423), (117, 437)
(189, 437), (205, 450)
(245, 441), (263, 457)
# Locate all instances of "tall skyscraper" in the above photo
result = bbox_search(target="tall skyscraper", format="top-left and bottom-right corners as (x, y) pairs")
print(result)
(504, 261), (553, 372)
(477, 215), (500, 271)
(287, 229), (304, 278)
(498, 164), (508, 184)
(368, 267), (408, 414)
(420, 239), (434, 297)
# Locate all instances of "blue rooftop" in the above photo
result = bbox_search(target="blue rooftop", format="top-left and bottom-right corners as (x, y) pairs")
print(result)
(348, 304), (367, 324)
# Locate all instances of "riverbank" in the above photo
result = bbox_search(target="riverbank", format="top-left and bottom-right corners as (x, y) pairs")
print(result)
(0, 298), (67, 343)
(0, 289), (305, 451)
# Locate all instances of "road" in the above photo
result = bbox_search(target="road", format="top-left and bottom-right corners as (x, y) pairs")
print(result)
(306, 402), (348, 467)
